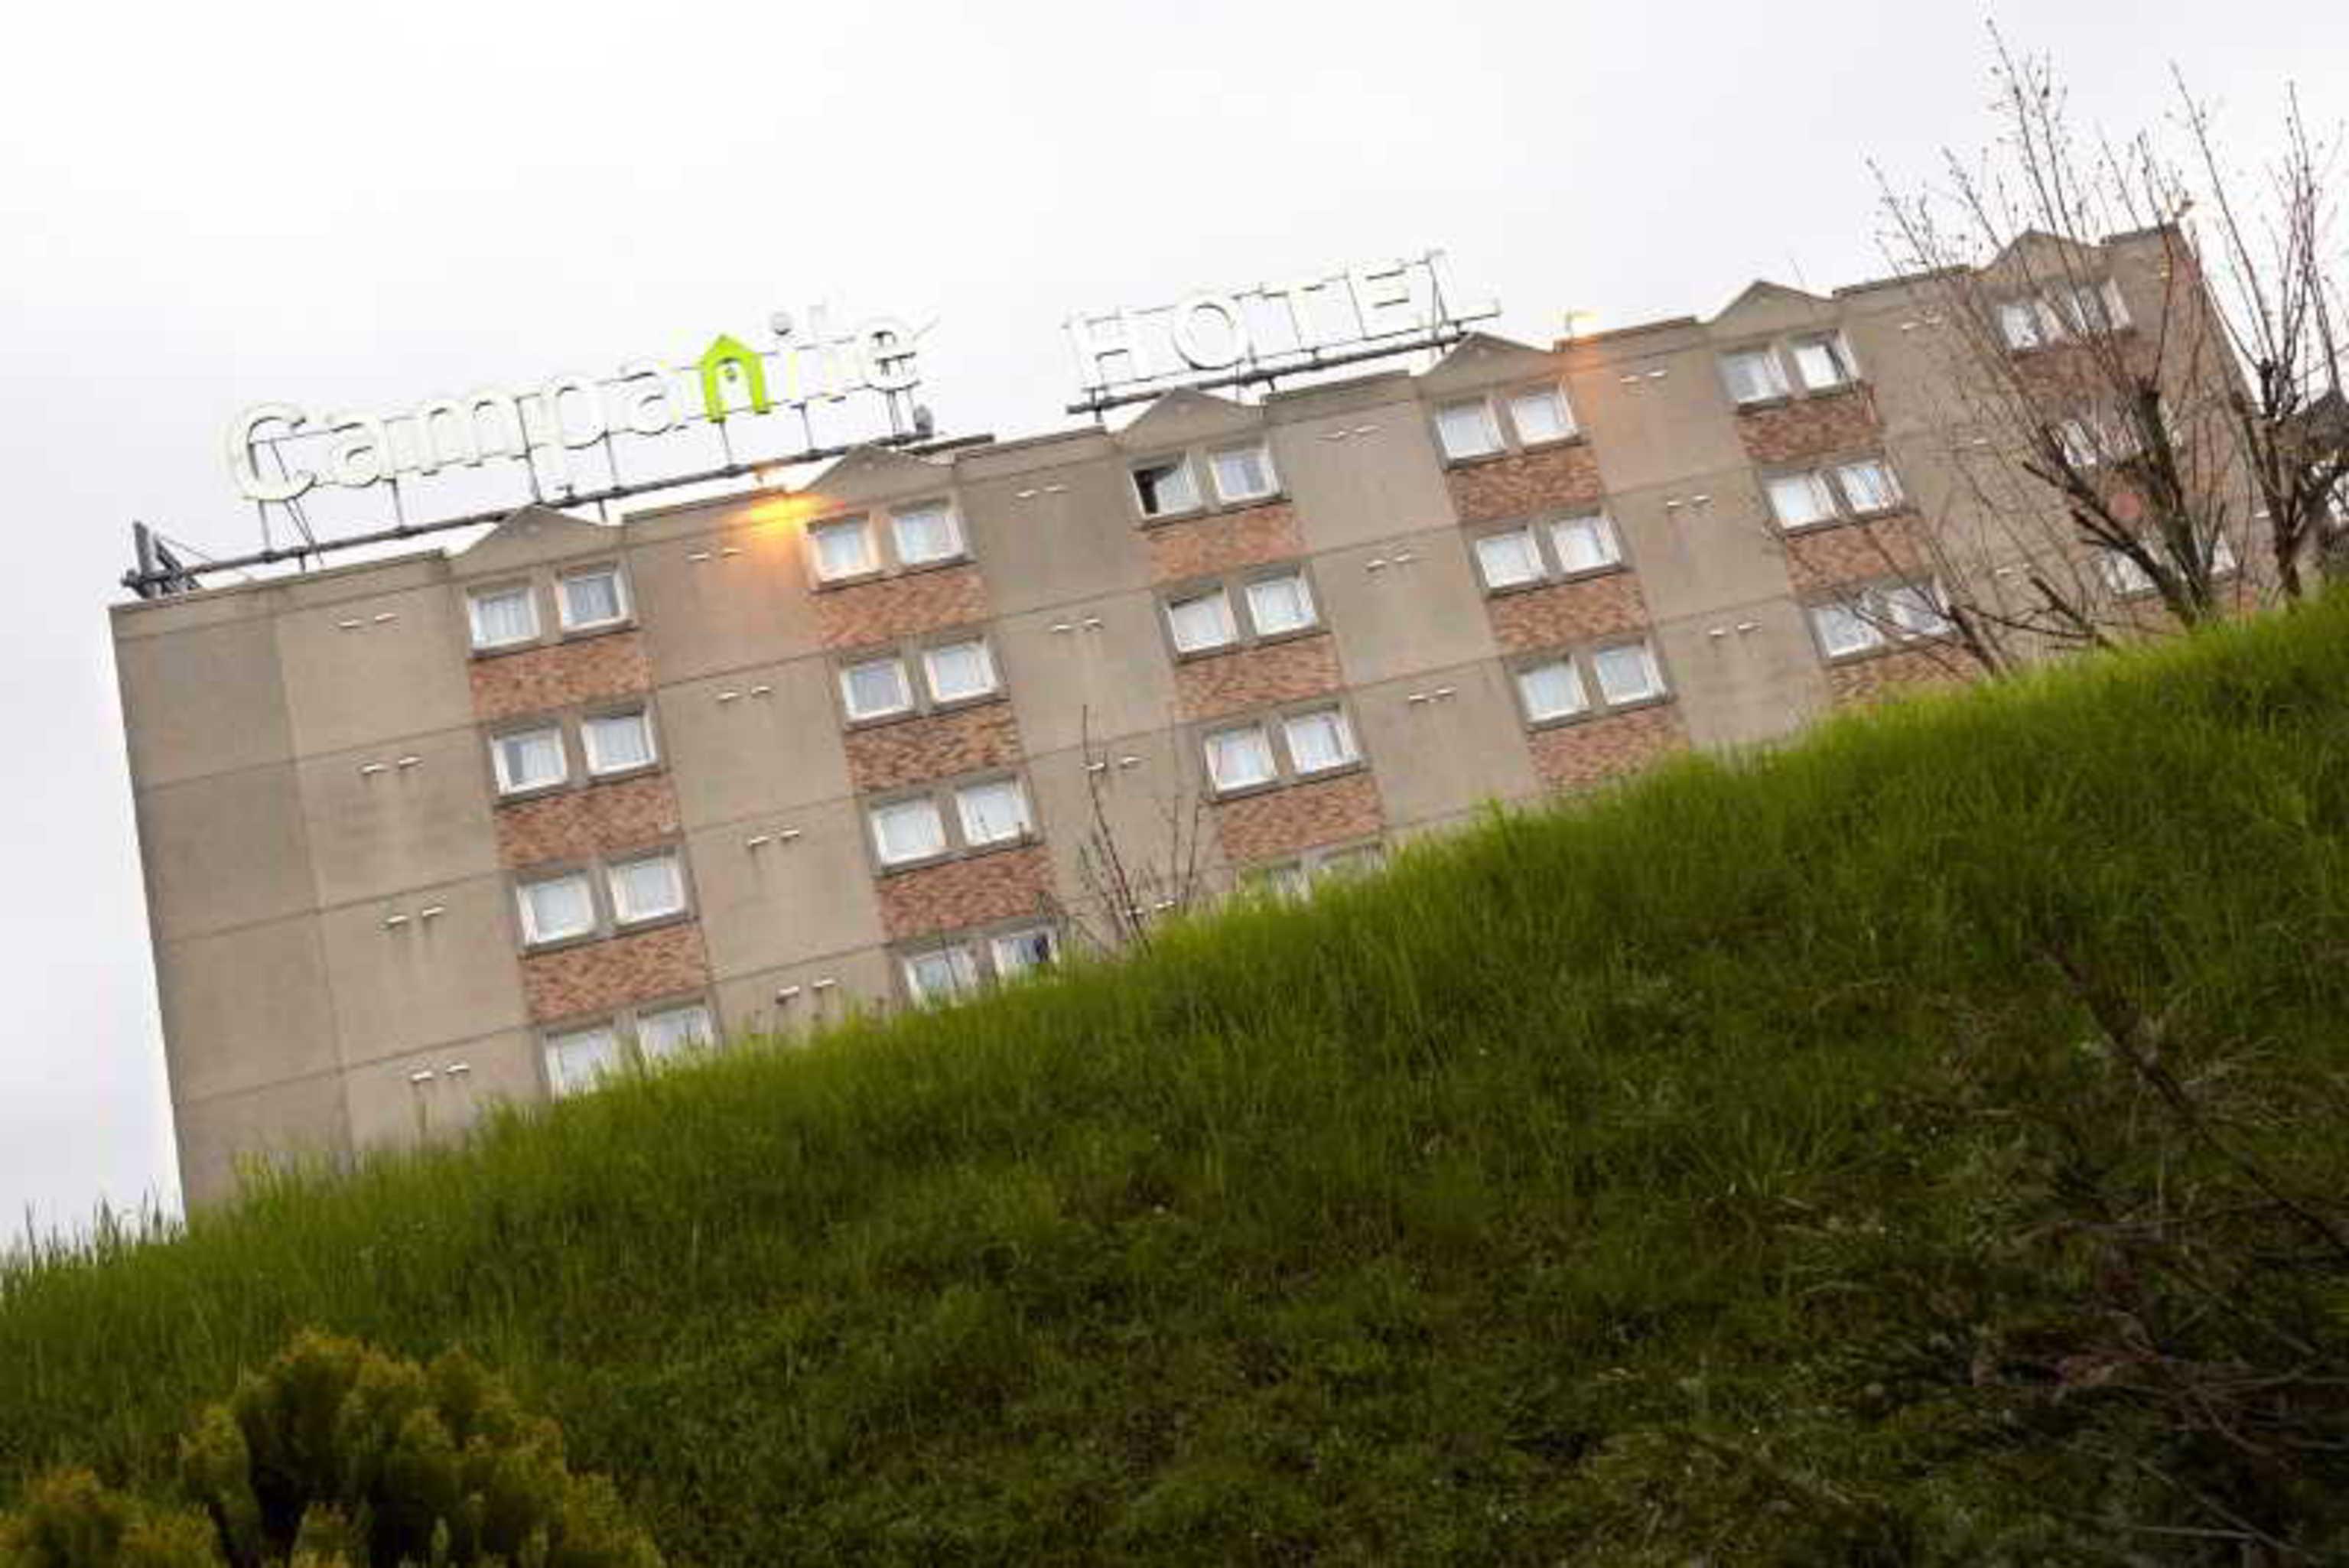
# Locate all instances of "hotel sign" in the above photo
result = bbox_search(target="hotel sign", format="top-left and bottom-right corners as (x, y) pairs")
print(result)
(227, 306), (923, 504)
(1063, 252), (1498, 411)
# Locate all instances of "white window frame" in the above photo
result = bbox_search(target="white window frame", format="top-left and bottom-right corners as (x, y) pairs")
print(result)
(1131, 457), (1202, 519)
(1243, 571), (1316, 637)
(990, 926), (1059, 981)
(904, 945), (981, 1006)
(1811, 600), (1887, 659)
(1549, 512), (1622, 575)
(1281, 707), (1358, 776)
(467, 584), (539, 651)
(1166, 587), (1239, 654)
(1999, 298), (2052, 350)
(1508, 384), (1576, 444)
(840, 655), (915, 722)
(1881, 582), (1954, 639)
(1721, 346), (1792, 406)
(870, 796), (949, 866)
(889, 501), (965, 567)
(1516, 658), (1590, 724)
(607, 851), (686, 926)
(1592, 641), (1667, 707)
(556, 564), (629, 632)
(636, 1003), (714, 1062)
(922, 639), (999, 704)
(1789, 334), (1856, 392)
(954, 777), (1032, 847)
(2097, 548), (2158, 597)
(809, 516), (879, 582)
(1833, 459), (1903, 516)
(1474, 527), (1546, 590)
(580, 709), (657, 776)
(1208, 443), (1279, 504)
(1434, 398), (1503, 461)
(545, 1023), (623, 1098)
(1204, 723), (1277, 794)
(490, 724), (568, 795)
(517, 871), (596, 946)
(1766, 470), (1840, 531)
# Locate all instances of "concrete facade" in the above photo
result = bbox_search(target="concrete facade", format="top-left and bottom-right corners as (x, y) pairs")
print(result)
(118, 233), (2201, 1205)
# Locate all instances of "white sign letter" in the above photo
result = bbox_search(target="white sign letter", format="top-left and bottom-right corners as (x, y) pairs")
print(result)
(1347, 261), (1422, 339)
(614, 361), (679, 437)
(857, 317), (922, 393)
(542, 373), (608, 451)
(1170, 294), (1249, 371)
(324, 414), (392, 488)
(227, 404), (315, 503)
(1066, 311), (1144, 391)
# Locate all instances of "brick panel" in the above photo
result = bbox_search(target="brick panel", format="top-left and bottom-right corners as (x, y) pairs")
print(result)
(1827, 647), (1973, 706)
(523, 921), (709, 1023)
(1146, 503), (1304, 582)
(845, 703), (1023, 794)
(1785, 514), (1928, 594)
(470, 633), (651, 724)
(1735, 389), (1882, 465)
(495, 773), (682, 869)
(813, 566), (988, 650)
(877, 844), (1053, 941)
(1528, 705), (1688, 792)
(1445, 444), (1604, 524)
(1213, 771), (1384, 864)
(1174, 636), (1343, 723)
(1487, 573), (1651, 654)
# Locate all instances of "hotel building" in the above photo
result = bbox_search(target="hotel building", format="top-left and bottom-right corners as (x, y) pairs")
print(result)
(115, 229), (2192, 1205)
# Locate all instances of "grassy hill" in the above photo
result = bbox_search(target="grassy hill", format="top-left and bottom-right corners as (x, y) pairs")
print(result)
(8, 601), (2349, 1564)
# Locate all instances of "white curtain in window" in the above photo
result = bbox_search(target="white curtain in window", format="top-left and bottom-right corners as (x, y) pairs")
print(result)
(812, 519), (875, 578)
(610, 854), (684, 922)
(891, 503), (963, 564)
(561, 569), (623, 628)
(495, 727), (564, 792)
(1517, 659), (1588, 721)
(1836, 460), (1901, 514)
(471, 588), (536, 647)
(842, 658), (912, 718)
(1881, 585), (1951, 639)
(1999, 300), (2047, 349)
(1134, 460), (1199, 516)
(1510, 388), (1573, 443)
(872, 799), (947, 862)
(925, 640), (997, 702)
(520, 875), (594, 943)
(1212, 446), (1275, 500)
(1722, 350), (1789, 404)
(1790, 337), (1850, 391)
(636, 1004), (712, 1061)
(545, 1026), (621, 1097)
(1283, 709), (1356, 773)
(1811, 602), (1883, 658)
(1593, 643), (1664, 704)
(956, 779), (1030, 844)
(1244, 574), (1315, 635)
(583, 711), (653, 773)
(1475, 529), (1544, 589)
(1550, 515), (1619, 574)
(991, 928), (1057, 978)
(1436, 401), (1500, 459)
(1766, 473), (1837, 529)
(1205, 726), (1276, 791)
(906, 946), (979, 1004)
(1166, 590), (1237, 652)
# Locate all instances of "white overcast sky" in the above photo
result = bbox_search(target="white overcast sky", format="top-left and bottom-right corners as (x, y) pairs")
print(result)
(0, 0), (2338, 1235)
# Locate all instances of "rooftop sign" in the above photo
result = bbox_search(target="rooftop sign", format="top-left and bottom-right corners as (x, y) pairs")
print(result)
(226, 306), (926, 507)
(1063, 252), (1498, 414)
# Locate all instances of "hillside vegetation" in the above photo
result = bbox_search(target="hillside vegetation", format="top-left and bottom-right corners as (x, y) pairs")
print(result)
(8, 602), (2349, 1563)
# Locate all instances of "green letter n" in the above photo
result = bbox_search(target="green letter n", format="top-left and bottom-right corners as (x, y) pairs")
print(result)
(698, 334), (771, 422)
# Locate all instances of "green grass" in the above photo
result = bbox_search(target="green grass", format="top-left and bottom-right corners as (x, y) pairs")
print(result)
(8, 600), (2349, 1563)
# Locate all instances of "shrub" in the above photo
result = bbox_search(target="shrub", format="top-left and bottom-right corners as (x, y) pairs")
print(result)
(0, 1471), (216, 1568)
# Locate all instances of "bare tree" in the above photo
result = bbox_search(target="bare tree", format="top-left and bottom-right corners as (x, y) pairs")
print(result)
(1869, 31), (2347, 668)
(1041, 709), (1214, 957)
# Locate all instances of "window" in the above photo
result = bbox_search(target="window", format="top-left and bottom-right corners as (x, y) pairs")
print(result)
(991, 926), (1059, 979)
(923, 639), (998, 704)
(545, 1023), (622, 1098)
(841, 656), (913, 721)
(636, 1003), (713, 1061)
(1790, 335), (1855, 392)
(2051, 281), (2128, 336)
(1317, 844), (1384, 881)
(890, 502), (964, 565)
(2053, 418), (2102, 470)
(1250, 860), (1313, 901)
(1166, 587), (1239, 654)
(1811, 601), (1885, 659)
(1282, 708), (1358, 774)
(1882, 582), (1953, 638)
(955, 778), (1031, 846)
(491, 726), (566, 795)
(905, 945), (981, 1006)
(1210, 444), (1277, 503)
(1509, 385), (1576, 444)
(1435, 399), (1502, 460)
(581, 710), (655, 775)
(1767, 472), (1838, 529)
(468, 585), (538, 650)
(2207, 530), (2240, 575)
(1999, 299), (2048, 350)
(1244, 572), (1316, 636)
(1550, 513), (1621, 574)
(518, 872), (594, 945)
(1593, 642), (1666, 705)
(1132, 458), (1201, 519)
(1834, 459), (1902, 515)
(1517, 659), (1590, 723)
(1475, 528), (1545, 590)
(609, 851), (685, 924)
(558, 565), (626, 630)
(871, 797), (948, 864)
(1205, 724), (1277, 792)
(1721, 347), (1791, 405)
(810, 517), (877, 581)
(2097, 549), (2156, 597)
